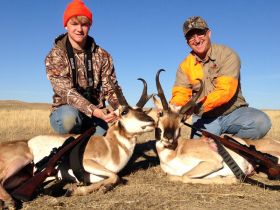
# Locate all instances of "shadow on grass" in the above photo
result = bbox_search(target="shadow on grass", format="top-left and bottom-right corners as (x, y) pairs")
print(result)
(38, 140), (160, 198)
(119, 140), (160, 177)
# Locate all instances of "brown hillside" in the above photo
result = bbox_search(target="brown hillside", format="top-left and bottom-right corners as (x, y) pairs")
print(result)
(0, 100), (51, 110)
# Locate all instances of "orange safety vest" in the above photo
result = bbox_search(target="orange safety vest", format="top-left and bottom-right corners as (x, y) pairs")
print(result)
(170, 45), (246, 115)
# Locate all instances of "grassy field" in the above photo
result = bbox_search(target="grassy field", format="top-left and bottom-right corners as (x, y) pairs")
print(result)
(0, 100), (54, 141)
(1, 100), (280, 210)
(0, 100), (279, 141)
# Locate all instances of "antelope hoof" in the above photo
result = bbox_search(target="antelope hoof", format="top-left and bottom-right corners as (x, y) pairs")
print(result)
(0, 200), (3, 210)
(102, 177), (121, 193)
(0, 199), (16, 210)
(102, 184), (115, 193)
(64, 183), (78, 197)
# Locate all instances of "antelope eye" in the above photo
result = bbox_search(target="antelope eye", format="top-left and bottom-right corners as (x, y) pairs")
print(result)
(121, 108), (129, 116)
(121, 110), (127, 115)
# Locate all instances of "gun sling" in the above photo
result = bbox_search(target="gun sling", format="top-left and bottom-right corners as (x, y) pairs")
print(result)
(184, 122), (247, 179)
(183, 122), (280, 190)
(68, 131), (93, 184)
(66, 36), (94, 89)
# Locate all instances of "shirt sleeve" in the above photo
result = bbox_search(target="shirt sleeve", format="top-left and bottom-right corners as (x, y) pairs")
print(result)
(170, 66), (193, 106)
(99, 51), (120, 110)
(202, 47), (240, 112)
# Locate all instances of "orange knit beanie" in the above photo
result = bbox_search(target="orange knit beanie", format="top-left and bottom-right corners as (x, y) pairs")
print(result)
(63, 0), (92, 27)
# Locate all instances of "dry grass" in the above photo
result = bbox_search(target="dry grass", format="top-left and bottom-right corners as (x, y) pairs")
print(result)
(0, 100), (54, 141)
(1, 101), (280, 210)
(0, 109), (54, 141)
(262, 109), (280, 138)
(0, 101), (279, 142)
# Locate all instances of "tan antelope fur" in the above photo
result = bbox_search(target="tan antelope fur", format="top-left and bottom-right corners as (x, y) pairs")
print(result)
(153, 69), (254, 184)
(0, 140), (34, 209)
(0, 78), (154, 209)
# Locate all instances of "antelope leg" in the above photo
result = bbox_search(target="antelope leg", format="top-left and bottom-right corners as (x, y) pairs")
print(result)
(184, 160), (223, 178)
(0, 185), (15, 210)
(66, 159), (120, 196)
(169, 175), (238, 184)
(168, 160), (239, 184)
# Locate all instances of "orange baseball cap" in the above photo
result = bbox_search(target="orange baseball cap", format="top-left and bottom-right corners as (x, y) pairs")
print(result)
(63, 0), (92, 27)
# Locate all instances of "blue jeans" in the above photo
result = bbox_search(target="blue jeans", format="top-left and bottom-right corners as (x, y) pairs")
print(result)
(50, 105), (108, 135)
(191, 107), (271, 139)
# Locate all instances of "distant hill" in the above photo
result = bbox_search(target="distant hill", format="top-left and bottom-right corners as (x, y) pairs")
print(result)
(0, 100), (277, 112)
(0, 100), (51, 110)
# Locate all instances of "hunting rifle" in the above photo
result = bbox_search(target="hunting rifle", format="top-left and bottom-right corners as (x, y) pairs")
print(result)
(184, 122), (280, 180)
(11, 126), (96, 202)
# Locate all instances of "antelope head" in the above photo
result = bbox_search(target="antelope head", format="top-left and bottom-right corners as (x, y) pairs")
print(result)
(153, 69), (203, 148)
(109, 77), (155, 135)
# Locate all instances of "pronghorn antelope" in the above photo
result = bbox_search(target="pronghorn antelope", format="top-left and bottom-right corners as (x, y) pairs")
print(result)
(0, 78), (154, 209)
(153, 69), (255, 184)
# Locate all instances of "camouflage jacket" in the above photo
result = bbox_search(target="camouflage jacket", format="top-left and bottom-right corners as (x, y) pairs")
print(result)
(45, 33), (120, 117)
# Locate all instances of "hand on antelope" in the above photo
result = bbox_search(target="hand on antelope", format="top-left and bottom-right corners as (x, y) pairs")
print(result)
(92, 108), (118, 123)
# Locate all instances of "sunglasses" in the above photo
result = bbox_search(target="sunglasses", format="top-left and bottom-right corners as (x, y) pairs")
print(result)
(185, 29), (208, 42)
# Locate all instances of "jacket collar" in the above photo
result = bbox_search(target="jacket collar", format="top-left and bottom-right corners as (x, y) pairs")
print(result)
(54, 33), (96, 53)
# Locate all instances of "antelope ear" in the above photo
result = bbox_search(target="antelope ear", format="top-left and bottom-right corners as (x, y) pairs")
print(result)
(170, 104), (181, 113)
(143, 108), (153, 114)
(152, 95), (163, 110)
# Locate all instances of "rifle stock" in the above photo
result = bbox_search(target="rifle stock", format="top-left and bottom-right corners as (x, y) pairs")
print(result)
(11, 126), (96, 201)
(184, 122), (280, 180)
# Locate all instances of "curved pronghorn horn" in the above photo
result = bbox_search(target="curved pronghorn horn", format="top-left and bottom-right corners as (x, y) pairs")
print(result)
(108, 76), (129, 107)
(156, 69), (169, 110)
(179, 79), (204, 114)
(136, 78), (153, 108)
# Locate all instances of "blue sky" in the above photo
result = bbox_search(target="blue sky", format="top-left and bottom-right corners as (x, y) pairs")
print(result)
(0, 0), (279, 109)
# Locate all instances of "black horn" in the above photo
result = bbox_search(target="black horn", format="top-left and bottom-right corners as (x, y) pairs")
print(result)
(136, 78), (153, 108)
(108, 77), (129, 107)
(156, 69), (169, 110)
(179, 79), (204, 114)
